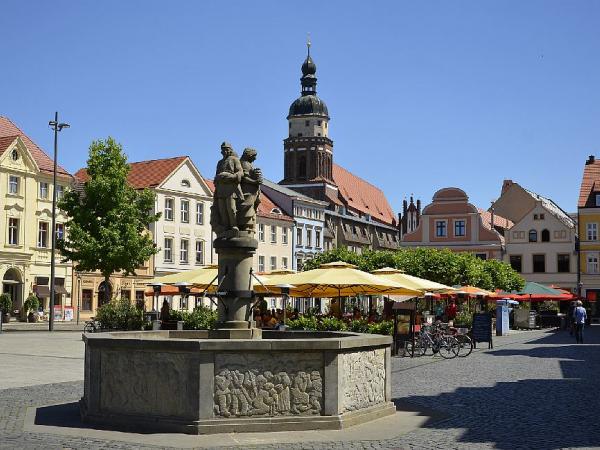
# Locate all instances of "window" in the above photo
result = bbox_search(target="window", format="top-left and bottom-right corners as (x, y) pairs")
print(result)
(296, 258), (303, 271)
(454, 220), (466, 237)
(82, 289), (93, 311)
(38, 222), (49, 248)
(11, 149), (18, 161)
(196, 202), (204, 225)
(55, 185), (64, 200)
(164, 238), (173, 262)
(195, 241), (204, 265)
(317, 120), (322, 126)
(315, 230), (321, 248)
(533, 254), (546, 273)
(39, 182), (49, 199)
(164, 198), (174, 221)
(435, 220), (447, 237)
(55, 223), (64, 240)
(306, 229), (312, 247)
(258, 224), (265, 241)
(557, 254), (570, 273)
(8, 176), (19, 194)
(282, 228), (288, 244)
(475, 253), (487, 260)
(305, 120), (310, 127)
(180, 239), (189, 263)
(533, 214), (539, 220)
(529, 229), (538, 242)
(509, 255), (522, 272)
(587, 253), (599, 274)
(282, 257), (288, 270)
(180, 199), (189, 223)
(540, 213), (545, 220)
(270, 256), (277, 271)
(296, 228), (303, 246)
(587, 223), (598, 241)
(270, 225), (277, 243)
(258, 256), (265, 272)
(121, 290), (131, 301)
(541, 229), (550, 242)
(181, 179), (191, 188)
(8, 218), (18, 245)
(596, 194), (600, 207)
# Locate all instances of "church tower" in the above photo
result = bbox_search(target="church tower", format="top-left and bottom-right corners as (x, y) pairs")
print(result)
(281, 41), (336, 201)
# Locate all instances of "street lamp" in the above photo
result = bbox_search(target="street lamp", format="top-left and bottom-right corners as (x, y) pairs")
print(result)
(174, 282), (192, 311)
(147, 282), (164, 316)
(276, 284), (295, 328)
(48, 112), (69, 332)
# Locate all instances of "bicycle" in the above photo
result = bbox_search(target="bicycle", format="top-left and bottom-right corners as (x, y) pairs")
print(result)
(83, 318), (101, 333)
(410, 323), (460, 359)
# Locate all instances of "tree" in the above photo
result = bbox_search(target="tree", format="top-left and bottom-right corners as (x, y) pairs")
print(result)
(58, 137), (160, 303)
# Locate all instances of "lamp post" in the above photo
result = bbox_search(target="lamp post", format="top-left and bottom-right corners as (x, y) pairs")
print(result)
(48, 112), (69, 332)
(147, 282), (164, 317)
(76, 272), (81, 325)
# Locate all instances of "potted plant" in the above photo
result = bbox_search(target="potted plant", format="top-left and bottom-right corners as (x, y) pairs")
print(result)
(453, 309), (473, 329)
(0, 293), (12, 323)
(23, 295), (40, 323)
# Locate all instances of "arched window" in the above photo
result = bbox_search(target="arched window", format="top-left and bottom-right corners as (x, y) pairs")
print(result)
(529, 229), (538, 242)
(181, 179), (191, 188)
(541, 229), (550, 242)
(271, 208), (282, 215)
(297, 155), (306, 178)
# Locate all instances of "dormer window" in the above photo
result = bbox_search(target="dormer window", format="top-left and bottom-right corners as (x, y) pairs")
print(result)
(11, 149), (18, 161)
(271, 208), (282, 215)
(181, 179), (191, 188)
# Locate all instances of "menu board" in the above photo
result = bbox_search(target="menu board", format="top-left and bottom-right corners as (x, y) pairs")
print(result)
(471, 313), (493, 349)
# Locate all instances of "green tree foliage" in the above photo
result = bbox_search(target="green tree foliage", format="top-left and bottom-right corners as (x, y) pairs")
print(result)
(58, 138), (160, 302)
(95, 297), (144, 330)
(302, 247), (524, 292)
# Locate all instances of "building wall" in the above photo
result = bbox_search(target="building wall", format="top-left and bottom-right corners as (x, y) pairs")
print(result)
(578, 208), (600, 299)
(293, 200), (326, 270)
(0, 137), (72, 319)
(151, 160), (213, 275)
(255, 217), (293, 273)
(505, 203), (577, 289)
(289, 116), (329, 138)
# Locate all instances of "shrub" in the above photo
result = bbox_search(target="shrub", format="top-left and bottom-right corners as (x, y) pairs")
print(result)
(23, 295), (40, 314)
(96, 297), (144, 330)
(317, 317), (347, 331)
(454, 309), (473, 327)
(287, 315), (318, 331)
(349, 319), (369, 333)
(0, 294), (12, 314)
(182, 306), (217, 330)
(367, 320), (394, 335)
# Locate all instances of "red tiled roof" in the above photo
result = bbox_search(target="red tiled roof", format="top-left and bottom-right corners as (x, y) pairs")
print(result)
(478, 208), (513, 230)
(579, 159), (600, 207)
(0, 116), (71, 178)
(332, 163), (396, 226)
(75, 156), (188, 189)
(204, 179), (292, 222)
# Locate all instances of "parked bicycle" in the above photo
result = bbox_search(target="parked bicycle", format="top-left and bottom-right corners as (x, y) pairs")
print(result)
(83, 317), (101, 333)
(406, 322), (460, 359)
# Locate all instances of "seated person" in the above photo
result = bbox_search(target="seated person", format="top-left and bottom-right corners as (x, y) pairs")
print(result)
(262, 311), (278, 329)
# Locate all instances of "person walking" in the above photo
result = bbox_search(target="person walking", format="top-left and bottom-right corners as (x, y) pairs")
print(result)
(573, 300), (587, 344)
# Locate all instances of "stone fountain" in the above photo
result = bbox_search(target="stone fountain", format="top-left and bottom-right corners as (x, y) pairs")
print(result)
(80, 143), (395, 434)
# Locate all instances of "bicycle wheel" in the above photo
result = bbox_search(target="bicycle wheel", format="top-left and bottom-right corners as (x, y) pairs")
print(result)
(438, 336), (459, 359)
(456, 334), (473, 357)
(408, 337), (427, 357)
(83, 322), (94, 333)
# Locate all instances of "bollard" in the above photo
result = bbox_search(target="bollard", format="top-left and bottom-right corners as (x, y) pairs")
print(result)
(152, 320), (161, 331)
(177, 321), (184, 331)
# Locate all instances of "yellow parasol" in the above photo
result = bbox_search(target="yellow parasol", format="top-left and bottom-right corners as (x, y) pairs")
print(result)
(262, 261), (421, 298)
(371, 267), (455, 293)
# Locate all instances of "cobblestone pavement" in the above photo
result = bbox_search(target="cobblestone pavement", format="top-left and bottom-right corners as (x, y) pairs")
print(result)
(1, 327), (599, 449)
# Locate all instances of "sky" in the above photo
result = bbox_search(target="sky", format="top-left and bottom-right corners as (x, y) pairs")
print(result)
(2, 1), (599, 215)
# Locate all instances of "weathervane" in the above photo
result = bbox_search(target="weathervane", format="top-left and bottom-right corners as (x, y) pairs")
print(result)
(307, 32), (311, 56)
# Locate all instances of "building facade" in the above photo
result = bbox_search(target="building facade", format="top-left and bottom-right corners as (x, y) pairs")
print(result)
(492, 179), (577, 291)
(402, 187), (505, 260)
(73, 156), (213, 318)
(261, 179), (327, 270)
(400, 196), (421, 238)
(279, 46), (400, 253)
(0, 116), (73, 320)
(578, 155), (600, 314)
(255, 191), (294, 273)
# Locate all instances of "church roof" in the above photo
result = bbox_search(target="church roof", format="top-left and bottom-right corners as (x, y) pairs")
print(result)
(0, 116), (71, 179)
(332, 164), (396, 226)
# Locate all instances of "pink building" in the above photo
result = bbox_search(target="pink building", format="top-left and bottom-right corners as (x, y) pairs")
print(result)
(401, 187), (508, 260)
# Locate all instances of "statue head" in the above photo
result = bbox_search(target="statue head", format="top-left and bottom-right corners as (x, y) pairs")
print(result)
(221, 141), (234, 157)
(241, 147), (257, 162)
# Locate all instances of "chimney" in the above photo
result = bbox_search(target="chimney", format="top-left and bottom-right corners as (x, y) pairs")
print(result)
(501, 179), (514, 195)
(586, 155), (596, 165)
(490, 206), (495, 231)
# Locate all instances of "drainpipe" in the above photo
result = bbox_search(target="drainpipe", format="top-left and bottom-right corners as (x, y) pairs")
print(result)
(577, 207), (581, 297)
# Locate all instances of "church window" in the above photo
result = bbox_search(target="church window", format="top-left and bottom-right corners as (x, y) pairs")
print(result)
(298, 155), (306, 178)
(297, 133), (302, 137)
(317, 120), (322, 126)
(305, 120), (310, 127)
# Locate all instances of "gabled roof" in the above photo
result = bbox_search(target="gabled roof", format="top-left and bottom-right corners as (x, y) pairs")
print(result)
(263, 178), (327, 206)
(203, 179), (293, 222)
(332, 163), (396, 226)
(74, 156), (189, 189)
(523, 188), (575, 228)
(0, 116), (71, 178)
(579, 158), (600, 208)
(477, 208), (513, 231)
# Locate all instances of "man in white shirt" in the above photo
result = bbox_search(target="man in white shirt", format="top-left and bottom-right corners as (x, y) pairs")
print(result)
(573, 300), (587, 344)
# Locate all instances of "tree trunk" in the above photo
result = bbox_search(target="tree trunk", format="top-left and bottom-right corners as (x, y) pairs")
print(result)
(104, 274), (111, 304)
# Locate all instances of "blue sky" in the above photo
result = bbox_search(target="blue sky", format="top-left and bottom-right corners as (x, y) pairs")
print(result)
(2, 1), (599, 214)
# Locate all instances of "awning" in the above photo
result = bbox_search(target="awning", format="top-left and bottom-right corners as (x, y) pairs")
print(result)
(33, 286), (50, 298)
(54, 285), (69, 295)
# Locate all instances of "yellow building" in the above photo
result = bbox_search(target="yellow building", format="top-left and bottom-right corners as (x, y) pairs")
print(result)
(0, 116), (73, 320)
(578, 155), (600, 318)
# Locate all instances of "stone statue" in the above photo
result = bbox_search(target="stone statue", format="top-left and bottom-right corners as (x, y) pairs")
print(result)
(210, 142), (244, 236)
(237, 148), (262, 232)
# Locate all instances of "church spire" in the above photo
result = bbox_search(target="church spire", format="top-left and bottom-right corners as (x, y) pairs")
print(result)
(301, 37), (317, 96)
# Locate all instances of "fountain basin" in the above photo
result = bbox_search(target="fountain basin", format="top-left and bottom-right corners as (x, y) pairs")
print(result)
(81, 330), (394, 434)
